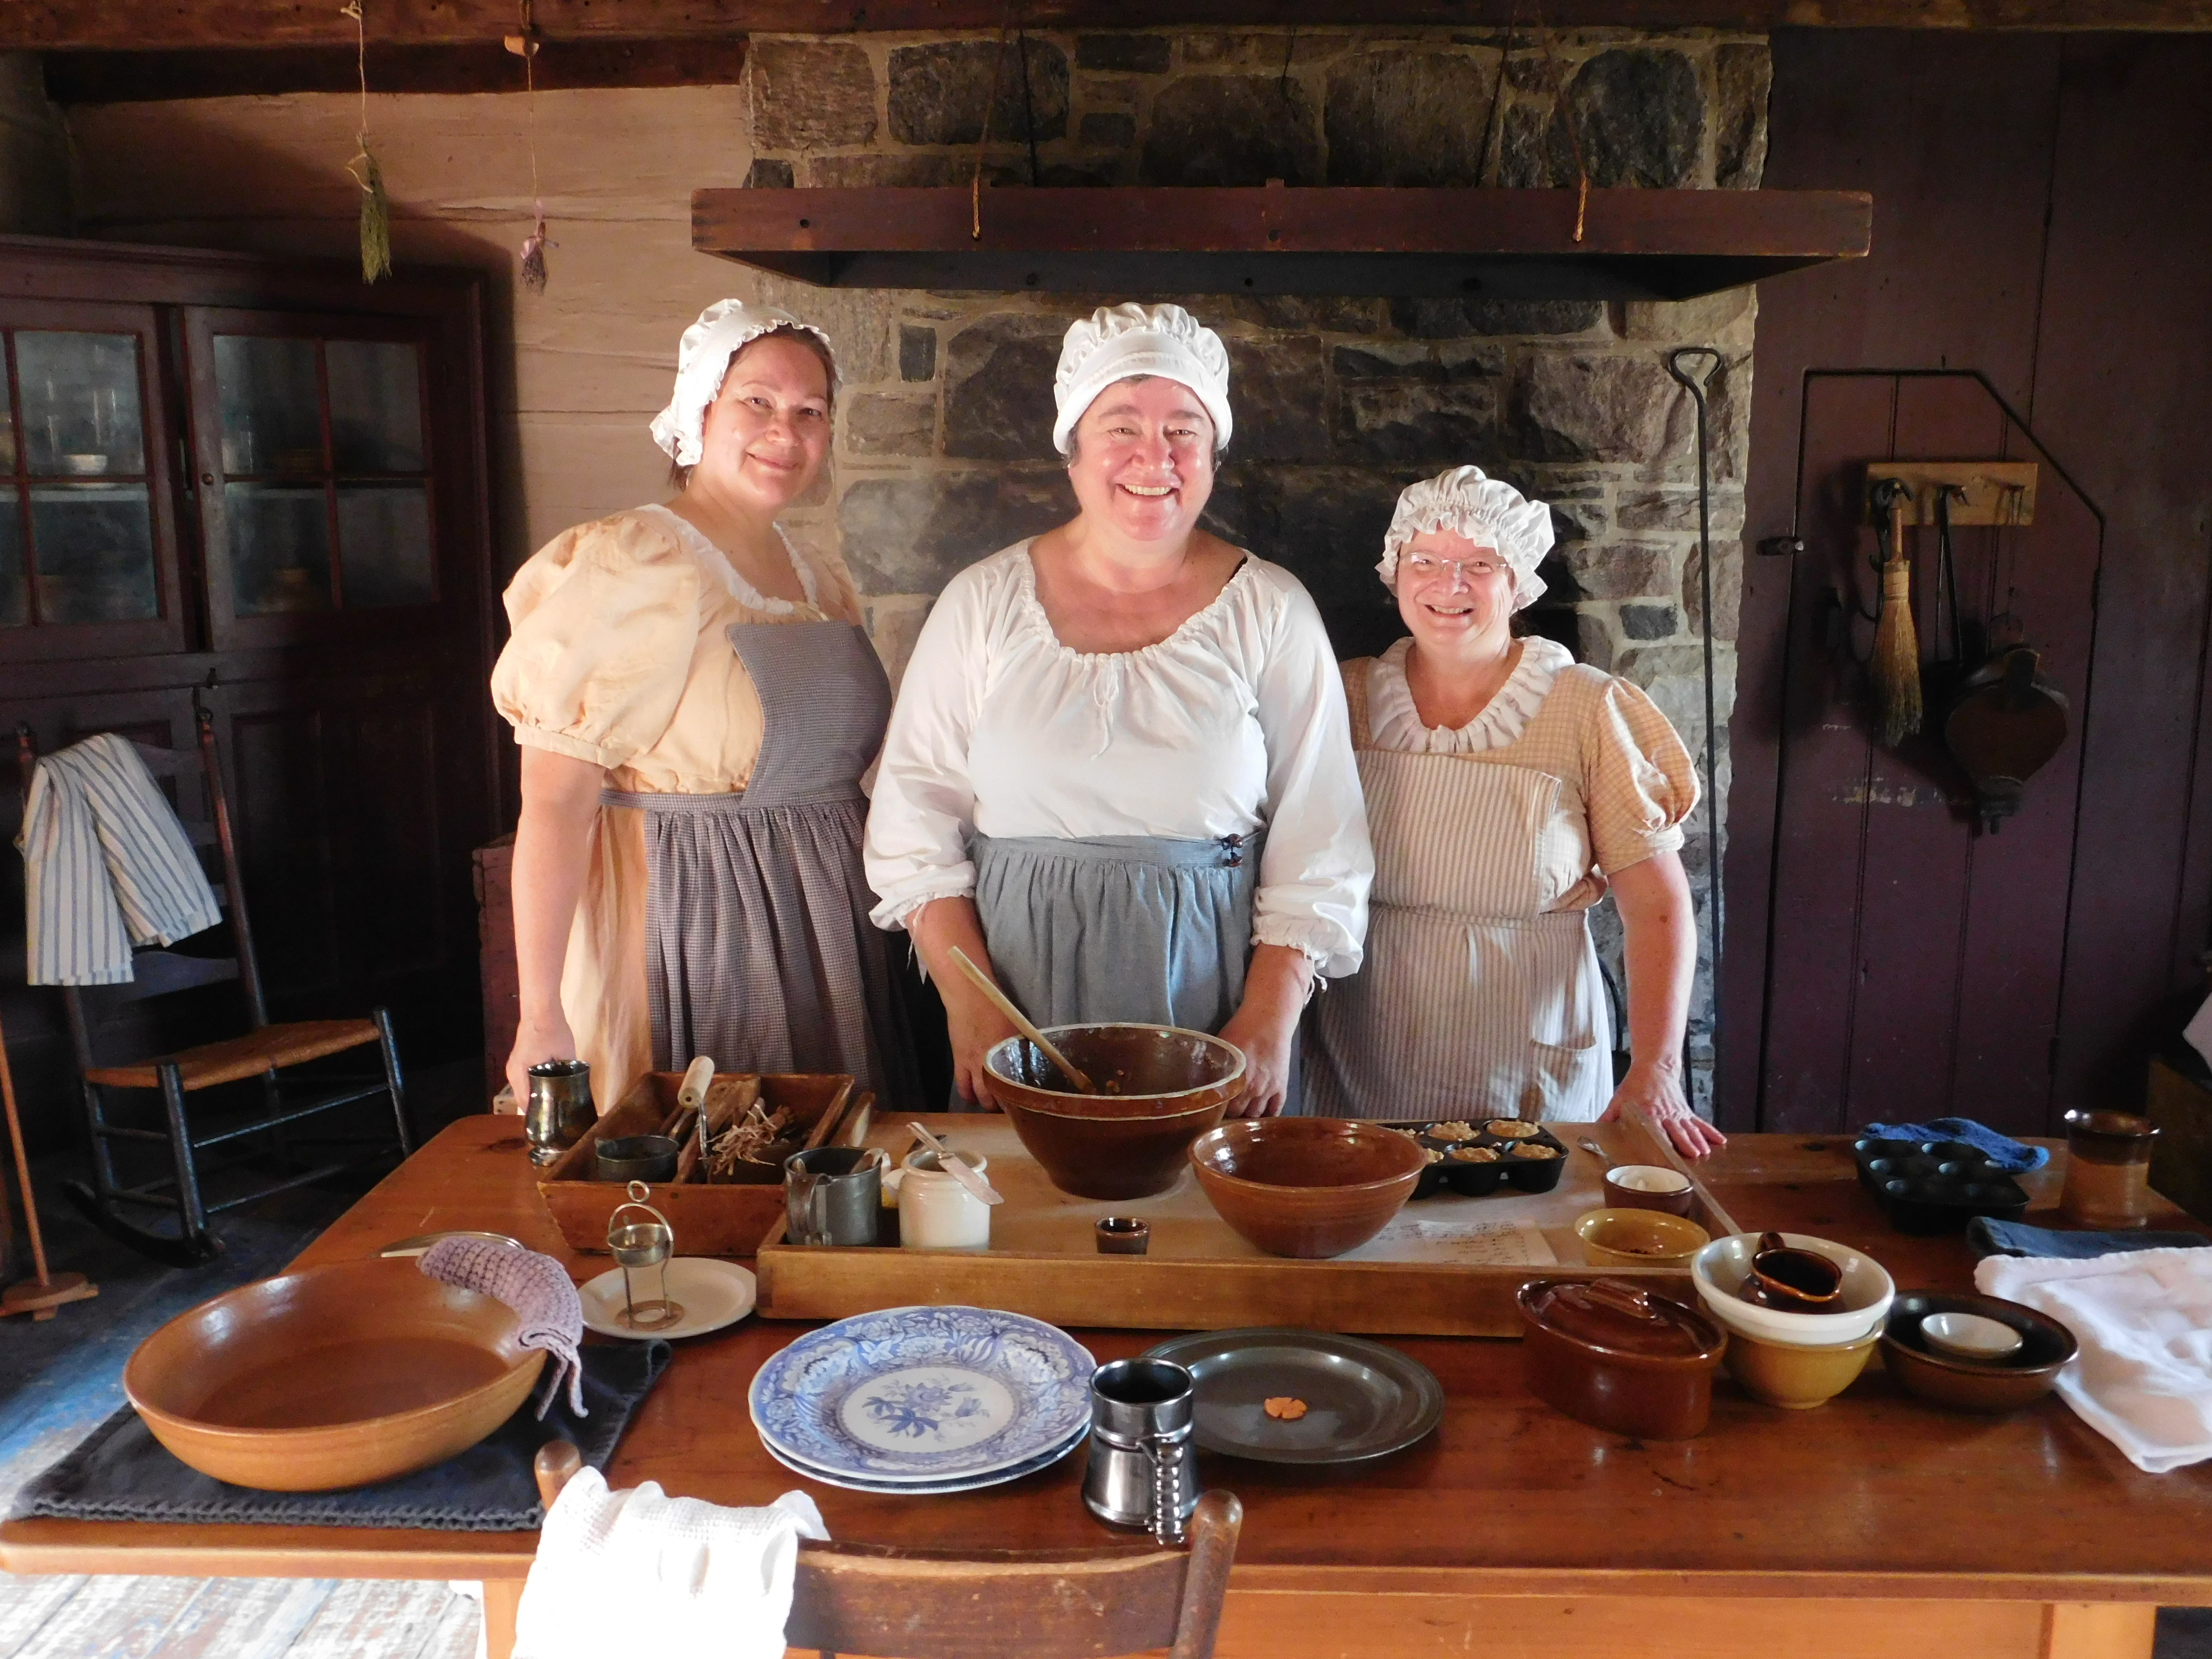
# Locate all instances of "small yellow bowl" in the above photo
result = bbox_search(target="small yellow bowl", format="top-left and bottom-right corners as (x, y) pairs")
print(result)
(1574, 1207), (1713, 1270)
(1723, 1325), (1880, 1409)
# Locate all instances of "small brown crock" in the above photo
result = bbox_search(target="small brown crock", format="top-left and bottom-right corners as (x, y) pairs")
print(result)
(1518, 1276), (1728, 1440)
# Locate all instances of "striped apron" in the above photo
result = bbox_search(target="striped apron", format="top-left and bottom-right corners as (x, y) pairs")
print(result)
(1304, 744), (1612, 1123)
(603, 620), (923, 1112)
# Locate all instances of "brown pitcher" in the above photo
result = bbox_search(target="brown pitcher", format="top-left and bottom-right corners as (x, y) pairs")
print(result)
(1740, 1232), (1845, 1312)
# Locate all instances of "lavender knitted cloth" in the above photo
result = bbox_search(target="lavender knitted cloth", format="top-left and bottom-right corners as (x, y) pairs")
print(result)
(421, 1239), (587, 1419)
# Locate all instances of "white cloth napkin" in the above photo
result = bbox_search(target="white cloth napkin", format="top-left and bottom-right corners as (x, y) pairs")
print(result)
(513, 1467), (829, 1659)
(2185, 989), (2212, 1073)
(1976, 1247), (2212, 1473)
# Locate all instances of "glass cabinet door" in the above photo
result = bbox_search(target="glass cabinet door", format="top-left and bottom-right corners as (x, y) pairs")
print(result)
(188, 312), (439, 645)
(0, 307), (181, 656)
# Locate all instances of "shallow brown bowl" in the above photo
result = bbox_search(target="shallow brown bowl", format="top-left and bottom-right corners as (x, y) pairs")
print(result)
(1189, 1118), (1427, 1259)
(986, 1024), (1247, 1201)
(125, 1257), (546, 1491)
(1878, 1291), (2078, 1414)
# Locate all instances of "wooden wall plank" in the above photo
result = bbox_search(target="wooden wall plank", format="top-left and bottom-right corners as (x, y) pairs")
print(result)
(2035, 36), (2212, 1107)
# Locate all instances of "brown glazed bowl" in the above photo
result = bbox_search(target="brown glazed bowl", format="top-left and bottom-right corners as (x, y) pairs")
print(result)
(986, 1024), (1247, 1201)
(125, 1257), (546, 1491)
(1518, 1277), (1728, 1440)
(1188, 1118), (1426, 1258)
(1878, 1291), (2079, 1413)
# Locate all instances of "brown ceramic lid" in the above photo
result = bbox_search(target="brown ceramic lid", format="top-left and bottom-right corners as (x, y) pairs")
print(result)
(1521, 1278), (1725, 1364)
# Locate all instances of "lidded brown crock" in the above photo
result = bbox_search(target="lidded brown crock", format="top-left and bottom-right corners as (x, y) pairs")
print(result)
(1518, 1277), (1728, 1440)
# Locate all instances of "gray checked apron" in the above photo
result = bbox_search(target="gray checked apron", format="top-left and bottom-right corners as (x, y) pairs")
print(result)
(603, 619), (922, 1113)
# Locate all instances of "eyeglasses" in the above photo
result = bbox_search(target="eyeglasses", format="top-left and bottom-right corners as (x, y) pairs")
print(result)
(1402, 553), (1507, 583)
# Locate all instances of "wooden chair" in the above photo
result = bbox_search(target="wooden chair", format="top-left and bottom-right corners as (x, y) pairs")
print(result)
(16, 708), (411, 1267)
(532, 1443), (1243, 1659)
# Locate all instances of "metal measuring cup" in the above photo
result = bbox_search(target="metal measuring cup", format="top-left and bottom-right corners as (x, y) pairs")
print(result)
(606, 1181), (683, 1332)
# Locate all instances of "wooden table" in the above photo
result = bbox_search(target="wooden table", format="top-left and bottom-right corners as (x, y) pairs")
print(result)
(5, 1118), (2207, 1659)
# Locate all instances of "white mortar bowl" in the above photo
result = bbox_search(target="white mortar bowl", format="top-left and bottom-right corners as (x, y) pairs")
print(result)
(1691, 1230), (1895, 1348)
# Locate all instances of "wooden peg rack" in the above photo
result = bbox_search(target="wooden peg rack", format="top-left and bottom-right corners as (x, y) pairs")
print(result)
(1865, 461), (2038, 526)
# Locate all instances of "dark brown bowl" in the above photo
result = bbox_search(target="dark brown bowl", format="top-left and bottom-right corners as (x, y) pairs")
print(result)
(1878, 1291), (2078, 1413)
(1188, 1118), (1427, 1258)
(984, 1023), (1249, 1119)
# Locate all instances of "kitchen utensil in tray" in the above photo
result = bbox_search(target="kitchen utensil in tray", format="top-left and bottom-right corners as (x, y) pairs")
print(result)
(536, 1070), (859, 1257)
(1852, 1137), (2030, 1235)
(124, 1257), (546, 1491)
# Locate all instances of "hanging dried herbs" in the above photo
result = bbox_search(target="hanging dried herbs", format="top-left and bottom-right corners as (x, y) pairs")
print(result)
(511, 3), (552, 293)
(340, 2), (391, 283)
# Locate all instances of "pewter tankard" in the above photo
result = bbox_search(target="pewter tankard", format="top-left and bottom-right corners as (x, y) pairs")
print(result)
(1083, 1358), (1199, 1543)
(525, 1058), (594, 1166)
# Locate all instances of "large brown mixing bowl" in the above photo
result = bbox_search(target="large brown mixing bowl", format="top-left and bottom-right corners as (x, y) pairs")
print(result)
(985, 1023), (1247, 1200)
(125, 1257), (546, 1491)
(1189, 1118), (1427, 1258)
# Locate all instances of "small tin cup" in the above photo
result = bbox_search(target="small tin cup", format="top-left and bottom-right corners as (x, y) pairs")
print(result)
(596, 1134), (680, 1184)
(1096, 1217), (1151, 1256)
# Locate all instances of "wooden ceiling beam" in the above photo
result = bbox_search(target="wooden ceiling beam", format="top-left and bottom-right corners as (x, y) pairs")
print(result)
(44, 39), (749, 102)
(9, 0), (2212, 51)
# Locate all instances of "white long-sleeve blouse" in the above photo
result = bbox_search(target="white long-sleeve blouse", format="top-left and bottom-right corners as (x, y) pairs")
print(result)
(863, 541), (1373, 978)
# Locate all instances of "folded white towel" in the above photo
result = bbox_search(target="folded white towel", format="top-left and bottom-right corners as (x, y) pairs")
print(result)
(1976, 1247), (2212, 1474)
(513, 1467), (829, 1659)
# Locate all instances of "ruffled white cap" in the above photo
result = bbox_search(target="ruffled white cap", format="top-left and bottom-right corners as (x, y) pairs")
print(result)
(1051, 303), (1234, 458)
(1377, 466), (1553, 612)
(649, 299), (838, 468)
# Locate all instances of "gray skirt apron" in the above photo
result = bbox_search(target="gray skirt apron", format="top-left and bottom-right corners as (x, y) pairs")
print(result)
(603, 620), (922, 1113)
(972, 830), (1284, 1106)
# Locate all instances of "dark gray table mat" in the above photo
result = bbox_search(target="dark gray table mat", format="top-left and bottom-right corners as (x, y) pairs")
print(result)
(11, 1340), (670, 1532)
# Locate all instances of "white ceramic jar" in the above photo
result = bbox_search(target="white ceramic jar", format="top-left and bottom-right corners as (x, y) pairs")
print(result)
(892, 1147), (992, 1250)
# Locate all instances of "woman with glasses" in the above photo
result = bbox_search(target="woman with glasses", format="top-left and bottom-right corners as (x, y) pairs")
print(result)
(1305, 468), (1722, 1156)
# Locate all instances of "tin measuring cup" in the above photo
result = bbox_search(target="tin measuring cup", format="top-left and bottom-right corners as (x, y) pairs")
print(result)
(606, 1183), (683, 1332)
(525, 1058), (595, 1167)
(784, 1146), (891, 1246)
(1083, 1358), (1198, 1544)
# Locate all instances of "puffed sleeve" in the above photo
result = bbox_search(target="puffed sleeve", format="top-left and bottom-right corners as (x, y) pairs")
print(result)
(1581, 674), (1699, 874)
(863, 568), (988, 930)
(490, 514), (705, 770)
(1250, 572), (1375, 977)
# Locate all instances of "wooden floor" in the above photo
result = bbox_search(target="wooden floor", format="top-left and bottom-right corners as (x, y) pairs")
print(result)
(0, 1575), (480, 1659)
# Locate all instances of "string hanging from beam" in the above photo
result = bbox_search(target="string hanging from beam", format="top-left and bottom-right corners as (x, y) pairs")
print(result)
(339, 0), (391, 282)
(510, 0), (552, 292)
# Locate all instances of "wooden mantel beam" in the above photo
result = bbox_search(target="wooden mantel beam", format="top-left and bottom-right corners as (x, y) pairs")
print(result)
(8, 0), (2212, 52)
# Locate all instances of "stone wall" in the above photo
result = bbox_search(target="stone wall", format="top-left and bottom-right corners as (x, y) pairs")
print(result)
(746, 26), (1763, 1101)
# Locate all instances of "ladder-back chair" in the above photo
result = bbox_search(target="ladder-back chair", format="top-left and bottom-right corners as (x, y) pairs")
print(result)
(16, 708), (411, 1266)
(530, 1443), (1242, 1659)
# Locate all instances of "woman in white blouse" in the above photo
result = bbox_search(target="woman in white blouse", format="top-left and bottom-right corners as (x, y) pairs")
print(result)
(864, 304), (1372, 1117)
(1306, 467), (1723, 1156)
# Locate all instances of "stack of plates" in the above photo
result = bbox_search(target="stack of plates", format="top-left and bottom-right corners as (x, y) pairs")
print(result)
(749, 1305), (1094, 1494)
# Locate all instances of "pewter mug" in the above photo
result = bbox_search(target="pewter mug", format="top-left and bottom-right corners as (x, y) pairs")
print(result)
(1083, 1358), (1198, 1544)
(784, 1146), (890, 1247)
(525, 1058), (595, 1166)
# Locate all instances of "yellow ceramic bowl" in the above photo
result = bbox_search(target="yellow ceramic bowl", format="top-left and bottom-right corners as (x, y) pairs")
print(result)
(1574, 1207), (1712, 1270)
(1722, 1324), (1881, 1409)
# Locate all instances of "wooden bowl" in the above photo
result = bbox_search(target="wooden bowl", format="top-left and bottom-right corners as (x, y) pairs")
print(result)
(1189, 1118), (1427, 1259)
(1878, 1291), (2078, 1414)
(986, 1024), (1247, 1201)
(125, 1258), (546, 1491)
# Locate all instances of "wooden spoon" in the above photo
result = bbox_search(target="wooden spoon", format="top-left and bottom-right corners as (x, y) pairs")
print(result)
(906, 1120), (1004, 1207)
(948, 946), (1096, 1093)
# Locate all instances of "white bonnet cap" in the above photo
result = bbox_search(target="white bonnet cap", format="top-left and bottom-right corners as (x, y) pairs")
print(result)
(1377, 466), (1553, 612)
(649, 299), (837, 468)
(1051, 303), (1233, 458)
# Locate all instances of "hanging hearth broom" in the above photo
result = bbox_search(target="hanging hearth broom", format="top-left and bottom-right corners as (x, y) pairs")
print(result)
(340, 1), (391, 283)
(1869, 477), (1922, 745)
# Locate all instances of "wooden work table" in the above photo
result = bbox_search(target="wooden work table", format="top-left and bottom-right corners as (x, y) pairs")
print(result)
(4, 1117), (2207, 1659)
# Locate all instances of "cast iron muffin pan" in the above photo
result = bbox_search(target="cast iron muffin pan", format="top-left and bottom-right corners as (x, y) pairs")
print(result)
(1851, 1137), (2031, 1235)
(1395, 1119), (1569, 1199)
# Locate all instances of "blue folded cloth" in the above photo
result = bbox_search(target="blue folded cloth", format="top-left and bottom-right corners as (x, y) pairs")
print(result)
(1967, 1217), (2208, 1260)
(11, 1340), (669, 1531)
(1862, 1118), (2050, 1172)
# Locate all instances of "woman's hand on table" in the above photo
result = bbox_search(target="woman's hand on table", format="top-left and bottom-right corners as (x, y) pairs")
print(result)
(1219, 945), (1314, 1118)
(1601, 1057), (1726, 1159)
(504, 1011), (578, 1114)
(910, 895), (1017, 1110)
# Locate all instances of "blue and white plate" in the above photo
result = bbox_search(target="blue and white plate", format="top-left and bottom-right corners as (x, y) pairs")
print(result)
(750, 1305), (1094, 1482)
(760, 1422), (1088, 1495)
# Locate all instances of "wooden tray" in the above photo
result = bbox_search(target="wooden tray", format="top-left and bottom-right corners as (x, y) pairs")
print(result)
(536, 1070), (855, 1257)
(755, 1113), (1739, 1337)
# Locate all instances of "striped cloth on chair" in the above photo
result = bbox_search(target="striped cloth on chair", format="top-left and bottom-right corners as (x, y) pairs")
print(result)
(17, 733), (222, 986)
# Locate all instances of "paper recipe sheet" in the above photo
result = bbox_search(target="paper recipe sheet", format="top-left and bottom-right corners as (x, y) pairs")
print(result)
(1350, 1214), (1560, 1266)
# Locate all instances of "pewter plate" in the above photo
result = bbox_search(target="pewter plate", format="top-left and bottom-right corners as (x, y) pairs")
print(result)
(1142, 1327), (1443, 1466)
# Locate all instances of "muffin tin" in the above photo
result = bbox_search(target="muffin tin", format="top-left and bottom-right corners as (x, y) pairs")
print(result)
(1398, 1119), (1570, 1198)
(1851, 1137), (2030, 1235)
